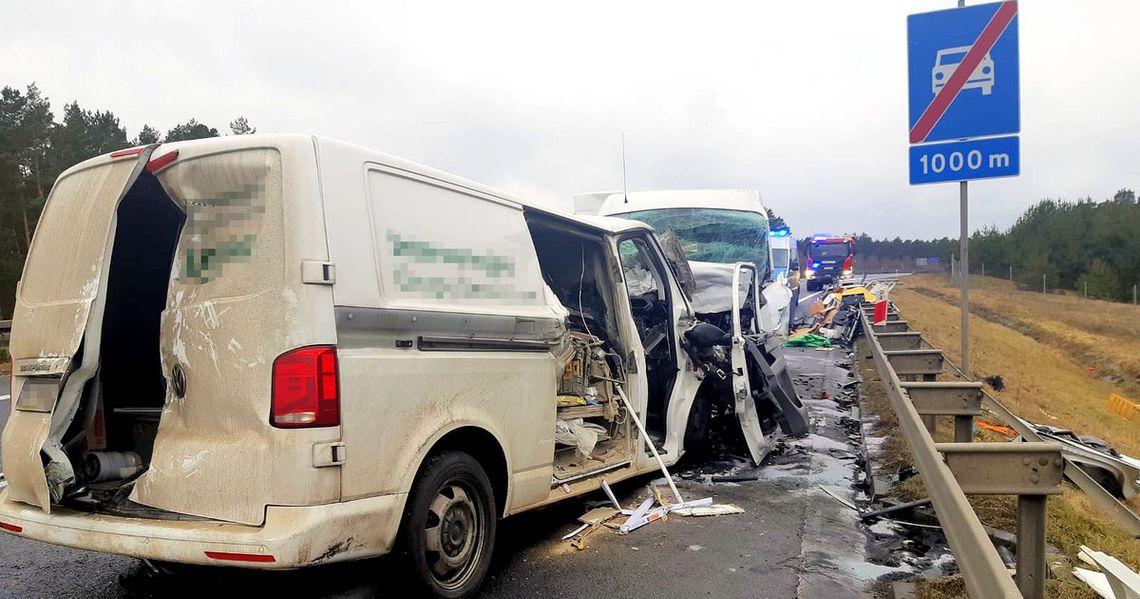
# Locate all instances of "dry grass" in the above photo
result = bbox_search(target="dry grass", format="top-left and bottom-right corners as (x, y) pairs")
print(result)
(858, 277), (1140, 595)
(915, 574), (1097, 599)
(892, 274), (1140, 457)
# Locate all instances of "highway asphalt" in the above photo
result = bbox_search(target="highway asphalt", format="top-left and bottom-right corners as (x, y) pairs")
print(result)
(0, 278), (922, 598)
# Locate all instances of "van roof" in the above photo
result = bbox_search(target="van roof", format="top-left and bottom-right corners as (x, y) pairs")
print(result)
(71, 134), (647, 236)
(598, 189), (768, 217)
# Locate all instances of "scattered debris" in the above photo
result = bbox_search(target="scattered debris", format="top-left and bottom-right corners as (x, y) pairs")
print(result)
(1073, 567), (1115, 599)
(819, 484), (859, 511)
(614, 384), (685, 504)
(554, 418), (609, 459)
(859, 498), (933, 522)
(710, 473), (760, 483)
(579, 507), (619, 525)
(672, 503), (744, 517)
(975, 420), (1017, 438)
(561, 523), (590, 541)
(786, 333), (832, 348)
(982, 374), (1005, 391)
(601, 480), (621, 510)
(1074, 545), (1140, 599)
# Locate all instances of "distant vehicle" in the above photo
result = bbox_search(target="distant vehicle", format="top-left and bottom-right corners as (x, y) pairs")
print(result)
(768, 226), (799, 309)
(932, 46), (994, 95)
(804, 234), (855, 292)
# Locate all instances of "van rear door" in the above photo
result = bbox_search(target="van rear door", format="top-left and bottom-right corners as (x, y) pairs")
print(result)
(129, 142), (340, 526)
(1, 147), (154, 511)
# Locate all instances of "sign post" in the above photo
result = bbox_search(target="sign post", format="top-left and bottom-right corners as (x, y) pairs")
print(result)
(908, 0), (1020, 377)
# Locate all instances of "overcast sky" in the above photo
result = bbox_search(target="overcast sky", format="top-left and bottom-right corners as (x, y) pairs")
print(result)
(4, 1), (1137, 239)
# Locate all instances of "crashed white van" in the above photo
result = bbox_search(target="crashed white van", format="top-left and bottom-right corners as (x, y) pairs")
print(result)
(0, 135), (797, 597)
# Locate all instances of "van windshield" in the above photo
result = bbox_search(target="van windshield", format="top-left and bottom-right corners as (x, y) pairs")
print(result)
(618, 208), (769, 277)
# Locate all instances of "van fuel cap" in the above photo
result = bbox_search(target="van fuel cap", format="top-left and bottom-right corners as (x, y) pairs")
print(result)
(171, 364), (186, 398)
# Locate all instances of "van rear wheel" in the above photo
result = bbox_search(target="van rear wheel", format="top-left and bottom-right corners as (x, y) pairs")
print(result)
(401, 451), (496, 598)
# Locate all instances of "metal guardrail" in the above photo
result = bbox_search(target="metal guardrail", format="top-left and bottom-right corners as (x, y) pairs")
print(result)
(860, 306), (1062, 599)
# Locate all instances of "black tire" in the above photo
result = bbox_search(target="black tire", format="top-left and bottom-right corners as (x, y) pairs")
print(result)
(401, 451), (497, 598)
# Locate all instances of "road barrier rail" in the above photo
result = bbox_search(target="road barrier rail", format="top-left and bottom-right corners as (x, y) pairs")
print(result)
(860, 305), (1060, 599)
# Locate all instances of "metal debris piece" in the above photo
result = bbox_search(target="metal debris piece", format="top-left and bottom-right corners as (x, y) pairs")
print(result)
(818, 484), (858, 511)
(672, 503), (744, 517)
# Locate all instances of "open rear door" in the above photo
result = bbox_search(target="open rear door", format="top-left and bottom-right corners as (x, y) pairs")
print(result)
(1, 147), (155, 510)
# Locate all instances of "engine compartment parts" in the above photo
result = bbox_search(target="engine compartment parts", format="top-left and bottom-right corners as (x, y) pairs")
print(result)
(552, 332), (631, 481)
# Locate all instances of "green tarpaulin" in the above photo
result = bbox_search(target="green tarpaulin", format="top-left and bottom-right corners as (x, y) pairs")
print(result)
(785, 333), (831, 348)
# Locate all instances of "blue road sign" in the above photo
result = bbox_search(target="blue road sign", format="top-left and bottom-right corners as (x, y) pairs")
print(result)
(907, 2), (1020, 144)
(909, 135), (1019, 184)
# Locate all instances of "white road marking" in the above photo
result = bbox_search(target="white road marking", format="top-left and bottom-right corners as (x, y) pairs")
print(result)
(0, 394), (9, 401)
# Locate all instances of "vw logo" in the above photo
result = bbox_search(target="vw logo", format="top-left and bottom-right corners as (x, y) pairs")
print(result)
(171, 364), (186, 398)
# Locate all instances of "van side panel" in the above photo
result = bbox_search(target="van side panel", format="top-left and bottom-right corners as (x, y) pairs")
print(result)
(132, 139), (340, 525)
(319, 147), (558, 511)
(336, 345), (556, 511)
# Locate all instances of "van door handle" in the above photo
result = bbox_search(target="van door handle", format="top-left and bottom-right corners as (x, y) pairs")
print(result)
(301, 260), (336, 285)
(312, 442), (346, 467)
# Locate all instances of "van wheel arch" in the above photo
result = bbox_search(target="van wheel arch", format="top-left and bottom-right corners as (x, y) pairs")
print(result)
(413, 426), (509, 518)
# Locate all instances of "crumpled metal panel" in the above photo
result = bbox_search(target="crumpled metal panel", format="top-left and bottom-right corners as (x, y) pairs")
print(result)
(132, 147), (339, 525)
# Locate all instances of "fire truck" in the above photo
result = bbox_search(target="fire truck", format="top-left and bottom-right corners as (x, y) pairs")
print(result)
(803, 234), (855, 292)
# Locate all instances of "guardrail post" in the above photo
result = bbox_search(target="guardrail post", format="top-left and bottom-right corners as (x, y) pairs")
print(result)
(937, 442), (1063, 599)
(1017, 495), (1047, 599)
(954, 415), (973, 443)
(922, 415), (937, 436)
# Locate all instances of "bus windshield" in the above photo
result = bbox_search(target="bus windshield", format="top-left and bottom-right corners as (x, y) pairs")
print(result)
(618, 207), (769, 277)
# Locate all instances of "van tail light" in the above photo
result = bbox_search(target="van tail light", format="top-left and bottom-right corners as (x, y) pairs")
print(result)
(110, 147), (145, 158)
(271, 346), (339, 428)
(0, 522), (22, 533)
(145, 150), (178, 173)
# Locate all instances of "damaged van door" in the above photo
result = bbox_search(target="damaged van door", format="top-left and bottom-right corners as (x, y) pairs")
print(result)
(2, 147), (156, 510)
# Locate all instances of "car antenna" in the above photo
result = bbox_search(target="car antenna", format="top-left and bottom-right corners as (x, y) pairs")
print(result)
(621, 133), (629, 204)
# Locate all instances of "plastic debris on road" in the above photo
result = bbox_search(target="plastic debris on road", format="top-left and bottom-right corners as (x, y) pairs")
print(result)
(785, 333), (831, 348)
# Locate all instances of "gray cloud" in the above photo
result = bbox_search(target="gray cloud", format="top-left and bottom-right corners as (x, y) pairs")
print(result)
(3, 0), (1136, 239)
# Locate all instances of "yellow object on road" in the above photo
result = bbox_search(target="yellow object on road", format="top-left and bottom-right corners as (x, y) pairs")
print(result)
(833, 285), (877, 303)
(1107, 393), (1140, 422)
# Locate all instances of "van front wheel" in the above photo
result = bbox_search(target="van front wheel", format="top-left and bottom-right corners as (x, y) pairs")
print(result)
(401, 451), (497, 598)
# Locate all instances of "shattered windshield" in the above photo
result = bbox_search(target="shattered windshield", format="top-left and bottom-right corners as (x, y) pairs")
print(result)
(618, 208), (770, 277)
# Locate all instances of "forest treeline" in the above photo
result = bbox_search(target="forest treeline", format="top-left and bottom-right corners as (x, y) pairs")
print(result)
(847, 189), (1140, 301)
(0, 82), (255, 317)
(1, 81), (1137, 317)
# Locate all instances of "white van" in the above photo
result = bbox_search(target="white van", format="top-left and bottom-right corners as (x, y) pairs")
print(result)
(0, 136), (791, 597)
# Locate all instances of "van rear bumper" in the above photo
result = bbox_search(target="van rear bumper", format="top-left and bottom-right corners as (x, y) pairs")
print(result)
(0, 488), (407, 569)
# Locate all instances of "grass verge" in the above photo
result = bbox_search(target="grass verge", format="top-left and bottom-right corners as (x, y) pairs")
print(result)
(856, 277), (1140, 598)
